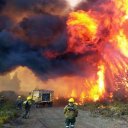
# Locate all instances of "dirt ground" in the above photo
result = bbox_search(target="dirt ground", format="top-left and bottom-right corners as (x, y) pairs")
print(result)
(3, 107), (128, 128)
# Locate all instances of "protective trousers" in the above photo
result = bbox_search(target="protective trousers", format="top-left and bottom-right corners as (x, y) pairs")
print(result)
(23, 109), (30, 119)
(65, 118), (75, 128)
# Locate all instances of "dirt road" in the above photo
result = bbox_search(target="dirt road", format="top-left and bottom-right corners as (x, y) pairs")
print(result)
(3, 107), (128, 128)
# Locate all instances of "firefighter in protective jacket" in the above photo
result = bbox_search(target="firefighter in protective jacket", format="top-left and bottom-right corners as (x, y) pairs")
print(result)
(22, 96), (32, 119)
(16, 96), (23, 110)
(64, 98), (78, 128)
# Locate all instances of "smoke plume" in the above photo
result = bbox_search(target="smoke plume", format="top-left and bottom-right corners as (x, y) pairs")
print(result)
(0, 0), (98, 80)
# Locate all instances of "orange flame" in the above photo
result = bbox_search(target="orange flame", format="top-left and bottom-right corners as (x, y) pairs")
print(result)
(88, 64), (105, 102)
(67, 10), (98, 37)
(73, 64), (105, 103)
(115, 30), (128, 57)
(66, 0), (128, 102)
(67, 10), (98, 53)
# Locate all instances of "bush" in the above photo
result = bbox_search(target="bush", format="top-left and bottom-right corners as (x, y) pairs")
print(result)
(0, 101), (19, 126)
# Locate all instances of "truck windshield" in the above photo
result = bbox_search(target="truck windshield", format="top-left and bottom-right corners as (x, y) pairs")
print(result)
(42, 93), (50, 101)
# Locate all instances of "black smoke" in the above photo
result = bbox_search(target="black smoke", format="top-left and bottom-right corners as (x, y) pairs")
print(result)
(0, 0), (6, 12)
(0, 0), (99, 79)
(20, 14), (65, 46)
(4, 0), (68, 15)
(0, 30), (94, 79)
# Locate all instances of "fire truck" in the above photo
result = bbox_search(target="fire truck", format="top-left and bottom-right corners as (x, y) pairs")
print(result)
(31, 89), (54, 107)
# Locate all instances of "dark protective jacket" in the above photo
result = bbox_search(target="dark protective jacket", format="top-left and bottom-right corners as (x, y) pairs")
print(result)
(23, 100), (32, 110)
(64, 104), (78, 119)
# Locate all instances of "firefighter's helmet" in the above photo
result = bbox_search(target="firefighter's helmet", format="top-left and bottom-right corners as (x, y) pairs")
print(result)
(27, 96), (32, 101)
(18, 96), (21, 98)
(68, 98), (75, 103)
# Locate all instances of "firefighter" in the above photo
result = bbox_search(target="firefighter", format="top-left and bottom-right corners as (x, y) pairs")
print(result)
(22, 96), (32, 119)
(16, 96), (23, 110)
(64, 98), (78, 128)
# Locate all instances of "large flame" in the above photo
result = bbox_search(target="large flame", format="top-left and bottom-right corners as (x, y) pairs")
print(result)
(67, 11), (98, 36)
(83, 64), (105, 102)
(66, 0), (128, 102)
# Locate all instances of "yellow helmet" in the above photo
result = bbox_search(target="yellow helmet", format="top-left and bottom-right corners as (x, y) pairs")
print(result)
(68, 98), (75, 103)
(18, 96), (21, 98)
(27, 96), (32, 101)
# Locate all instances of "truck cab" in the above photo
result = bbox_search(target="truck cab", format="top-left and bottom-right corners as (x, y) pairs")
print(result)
(31, 89), (54, 107)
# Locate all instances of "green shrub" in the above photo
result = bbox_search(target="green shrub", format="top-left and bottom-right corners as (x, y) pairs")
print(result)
(0, 102), (18, 126)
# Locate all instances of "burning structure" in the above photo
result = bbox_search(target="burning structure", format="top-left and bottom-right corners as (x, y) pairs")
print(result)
(0, 0), (128, 103)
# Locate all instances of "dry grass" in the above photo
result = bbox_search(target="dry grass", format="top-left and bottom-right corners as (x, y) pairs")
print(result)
(80, 101), (128, 118)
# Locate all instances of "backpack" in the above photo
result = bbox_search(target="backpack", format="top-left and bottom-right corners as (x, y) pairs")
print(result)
(64, 104), (78, 118)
